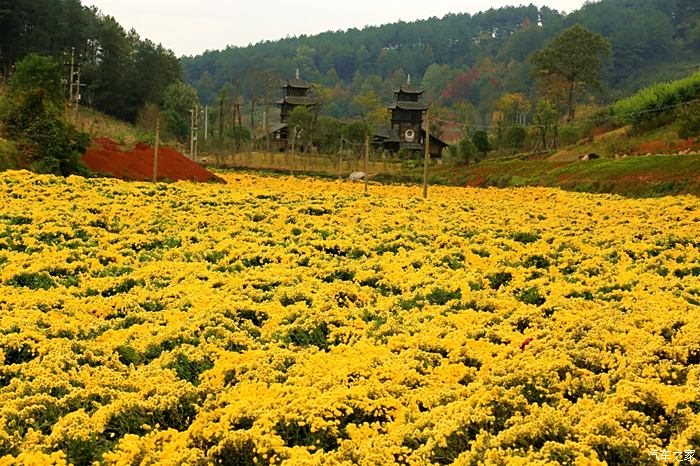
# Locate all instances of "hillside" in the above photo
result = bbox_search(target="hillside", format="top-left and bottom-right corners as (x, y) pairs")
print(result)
(1, 0), (181, 123)
(389, 153), (700, 197)
(182, 0), (700, 122)
(70, 108), (149, 146)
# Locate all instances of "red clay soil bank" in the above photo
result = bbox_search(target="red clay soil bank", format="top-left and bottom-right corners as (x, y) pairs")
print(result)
(83, 137), (224, 183)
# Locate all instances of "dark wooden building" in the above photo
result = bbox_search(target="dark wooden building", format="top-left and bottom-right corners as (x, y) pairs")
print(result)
(390, 82), (427, 151)
(270, 69), (318, 147)
(374, 79), (448, 157)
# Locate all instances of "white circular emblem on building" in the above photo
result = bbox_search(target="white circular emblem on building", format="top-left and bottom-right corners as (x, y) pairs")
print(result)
(404, 129), (415, 142)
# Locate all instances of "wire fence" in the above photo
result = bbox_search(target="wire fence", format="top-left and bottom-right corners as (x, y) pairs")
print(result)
(205, 151), (418, 177)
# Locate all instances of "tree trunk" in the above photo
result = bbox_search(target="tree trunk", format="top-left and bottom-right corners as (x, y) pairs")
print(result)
(250, 100), (256, 137)
(541, 127), (547, 151)
(567, 80), (575, 123)
(219, 97), (225, 137)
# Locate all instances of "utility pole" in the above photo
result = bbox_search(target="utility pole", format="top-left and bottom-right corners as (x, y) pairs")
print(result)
(190, 109), (195, 159)
(263, 109), (270, 152)
(65, 47), (84, 123)
(153, 118), (160, 183)
(290, 128), (296, 175)
(423, 108), (430, 199)
(339, 137), (343, 179)
(231, 78), (242, 131)
(73, 69), (84, 124)
(68, 48), (75, 104)
(204, 105), (208, 141)
(304, 139), (308, 173)
(194, 106), (199, 162)
(219, 92), (225, 137)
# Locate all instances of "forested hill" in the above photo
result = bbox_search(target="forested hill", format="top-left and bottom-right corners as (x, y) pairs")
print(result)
(182, 0), (700, 118)
(0, 0), (181, 122)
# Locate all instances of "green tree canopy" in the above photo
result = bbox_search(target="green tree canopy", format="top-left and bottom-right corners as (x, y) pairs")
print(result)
(533, 99), (557, 150)
(8, 55), (63, 107)
(162, 81), (199, 116)
(161, 81), (199, 142)
(531, 24), (611, 122)
(342, 121), (366, 147)
(421, 64), (453, 102)
(1, 55), (90, 176)
(472, 130), (491, 156)
(313, 116), (343, 154)
(286, 106), (315, 152)
(351, 90), (385, 134)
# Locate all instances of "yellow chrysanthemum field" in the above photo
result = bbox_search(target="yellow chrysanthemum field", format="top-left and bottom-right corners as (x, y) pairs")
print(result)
(0, 170), (699, 465)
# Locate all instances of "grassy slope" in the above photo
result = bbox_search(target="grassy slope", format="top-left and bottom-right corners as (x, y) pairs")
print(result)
(376, 120), (700, 198)
(550, 122), (699, 161)
(0, 107), (149, 171)
(0, 137), (20, 170)
(375, 153), (700, 197)
(69, 107), (148, 146)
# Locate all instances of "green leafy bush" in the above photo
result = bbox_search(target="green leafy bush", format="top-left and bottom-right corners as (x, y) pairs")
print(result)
(504, 126), (527, 150)
(0, 55), (91, 176)
(677, 102), (700, 139)
(612, 70), (700, 127)
(558, 124), (580, 146)
(472, 130), (491, 155)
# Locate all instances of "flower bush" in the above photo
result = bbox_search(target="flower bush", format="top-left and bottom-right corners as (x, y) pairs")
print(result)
(0, 170), (698, 465)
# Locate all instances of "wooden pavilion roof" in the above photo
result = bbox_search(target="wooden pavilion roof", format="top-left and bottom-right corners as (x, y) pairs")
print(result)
(277, 96), (318, 106)
(389, 101), (428, 111)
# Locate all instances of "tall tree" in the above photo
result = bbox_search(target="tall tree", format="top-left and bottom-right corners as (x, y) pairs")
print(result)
(531, 24), (611, 122)
(1, 55), (90, 176)
(162, 80), (199, 141)
(421, 64), (453, 102)
(247, 67), (278, 139)
(286, 106), (315, 152)
(132, 39), (180, 107)
(472, 130), (491, 157)
(533, 99), (557, 150)
(494, 92), (530, 125)
(6, 54), (63, 107)
(351, 90), (385, 136)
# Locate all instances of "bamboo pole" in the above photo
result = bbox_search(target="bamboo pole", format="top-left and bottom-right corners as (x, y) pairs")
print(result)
(152, 118), (160, 183)
(423, 109), (430, 199)
(364, 133), (369, 195)
(339, 137), (343, 179)
(290, 129), (296, 175)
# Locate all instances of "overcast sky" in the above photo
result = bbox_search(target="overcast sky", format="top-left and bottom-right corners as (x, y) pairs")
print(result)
(85, 1), (589, 57)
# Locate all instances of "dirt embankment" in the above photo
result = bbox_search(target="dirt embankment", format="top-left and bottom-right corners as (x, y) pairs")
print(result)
(83, 138), (224, 183)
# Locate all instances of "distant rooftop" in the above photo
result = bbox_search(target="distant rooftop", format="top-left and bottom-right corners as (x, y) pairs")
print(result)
(284, 78), (313, 89)
(284, 68), (313, 89)
(277, 96), (318, 106)
(389, 101), (428, 111)
(393, 84), (424, 95)
(393, 76), (424, 95)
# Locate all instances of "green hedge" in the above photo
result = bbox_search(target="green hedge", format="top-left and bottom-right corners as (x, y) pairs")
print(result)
(612, 70), (700, 126)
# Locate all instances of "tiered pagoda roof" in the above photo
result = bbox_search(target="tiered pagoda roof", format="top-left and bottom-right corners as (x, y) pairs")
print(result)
(388, 101), (428, 111)
(284, 77), (313, 90)
(277, 69), (318, 107)
(277, 95), (318, 106)
(375, 75), (448, 157)
(392, 83), (424, 96)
